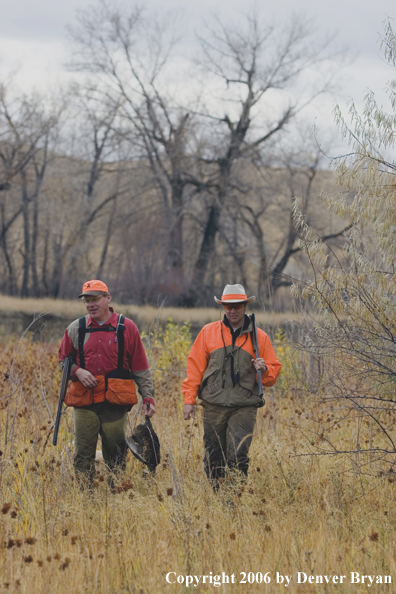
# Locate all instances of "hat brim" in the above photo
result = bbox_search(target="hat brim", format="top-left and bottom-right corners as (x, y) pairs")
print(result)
(214, 296), (255, 304)
(79, 290), (107, 298)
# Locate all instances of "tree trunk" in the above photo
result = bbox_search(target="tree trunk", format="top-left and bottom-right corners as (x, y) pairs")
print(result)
(41, 225), (49, 295)
(0, 196), (21, 295)
(20, 171), (30, 297)
(30, 189), (40, 296)
(187, 202), (221, 305)
(167, 176), (185, 273)
(97, 199), (117, 278)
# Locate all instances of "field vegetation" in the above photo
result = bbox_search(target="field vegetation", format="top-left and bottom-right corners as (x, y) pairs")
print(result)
(0, 323), (395, 594)
(0, 294), (303, 337)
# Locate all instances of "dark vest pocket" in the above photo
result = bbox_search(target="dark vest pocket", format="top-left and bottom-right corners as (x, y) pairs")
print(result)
(200, 379), (222, 398)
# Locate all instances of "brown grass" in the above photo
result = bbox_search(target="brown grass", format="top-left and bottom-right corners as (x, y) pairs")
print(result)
(0, 332), (395, 593)
(0, 294), (303, 328)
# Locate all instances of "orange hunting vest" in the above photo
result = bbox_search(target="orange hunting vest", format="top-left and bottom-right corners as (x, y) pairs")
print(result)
(65, 315), (138, 408)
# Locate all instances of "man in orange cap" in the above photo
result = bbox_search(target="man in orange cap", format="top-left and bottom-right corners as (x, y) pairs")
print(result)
(59, 279), (155, 485)
(182, 284), (281, 487)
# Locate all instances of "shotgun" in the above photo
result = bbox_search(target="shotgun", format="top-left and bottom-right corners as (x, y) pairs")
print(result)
(250, 313), (264, 399)
(53, 356), (72, 446)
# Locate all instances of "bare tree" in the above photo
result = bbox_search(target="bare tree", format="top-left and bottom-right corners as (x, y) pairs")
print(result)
(67, 1), (201, 292)
(234, 130), (351, 304)
(0, 3), (346, 306)
(45, 89), (134, 298)
(0, 85), (63, 295)
(186, 11), (343, 303)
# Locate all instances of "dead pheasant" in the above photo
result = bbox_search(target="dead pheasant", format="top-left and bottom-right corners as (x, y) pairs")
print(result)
(126, 416), (160, 473)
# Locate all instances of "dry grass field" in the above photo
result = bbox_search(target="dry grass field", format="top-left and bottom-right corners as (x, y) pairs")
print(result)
(0, 295), (303, 329)
(0, 320), (395, 594)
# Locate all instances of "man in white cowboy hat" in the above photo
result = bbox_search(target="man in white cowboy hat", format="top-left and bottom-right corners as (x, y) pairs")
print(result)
(182, 284), (281, 486)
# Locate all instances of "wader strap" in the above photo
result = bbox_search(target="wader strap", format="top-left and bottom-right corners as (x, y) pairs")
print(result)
(116, 314), (125, 372)
(77, 314), (125, 372)
(78, 316), (86, 369)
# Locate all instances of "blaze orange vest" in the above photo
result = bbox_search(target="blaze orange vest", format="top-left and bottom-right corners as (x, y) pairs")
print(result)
(65, 315), (138, 408)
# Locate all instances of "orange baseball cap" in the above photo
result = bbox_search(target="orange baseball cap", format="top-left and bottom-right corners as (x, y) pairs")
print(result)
(79, 280), (109, 298)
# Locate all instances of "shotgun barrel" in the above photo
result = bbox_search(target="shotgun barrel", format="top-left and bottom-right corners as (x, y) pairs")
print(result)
(250, 313), (263, 398)
(53, 356), (72, 446)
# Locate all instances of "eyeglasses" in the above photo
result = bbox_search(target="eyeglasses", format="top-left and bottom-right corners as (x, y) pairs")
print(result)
(223, 303), (245, 311)
(82, 295), (104, 303)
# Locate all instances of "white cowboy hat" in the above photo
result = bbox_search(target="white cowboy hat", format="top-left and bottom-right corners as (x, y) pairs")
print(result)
(214, 284), (255, 305)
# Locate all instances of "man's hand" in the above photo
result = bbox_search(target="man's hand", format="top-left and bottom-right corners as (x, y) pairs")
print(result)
(75, 368), (98, 387)
(183, 404), (196, 420)
(251, 358), (268, 373)
(143, 398), (156, 418)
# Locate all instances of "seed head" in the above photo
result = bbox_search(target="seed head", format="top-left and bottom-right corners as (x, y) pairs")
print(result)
(369, 531), (379, 542)
(60, 558), (71, 570)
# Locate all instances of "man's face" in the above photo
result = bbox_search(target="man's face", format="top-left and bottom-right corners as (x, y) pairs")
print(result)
(83, 294), (111, 322)
(223, 303), (246, 329)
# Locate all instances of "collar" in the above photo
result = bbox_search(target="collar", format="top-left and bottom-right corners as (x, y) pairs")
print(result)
(87, 307), (118, 327)
(222, 314), (250, 333)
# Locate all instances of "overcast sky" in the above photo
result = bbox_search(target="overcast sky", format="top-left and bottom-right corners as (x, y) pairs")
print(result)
(0, 0), (394, 144)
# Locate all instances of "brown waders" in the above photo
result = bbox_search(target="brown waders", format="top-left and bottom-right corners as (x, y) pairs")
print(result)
(202, 401), (257, 487)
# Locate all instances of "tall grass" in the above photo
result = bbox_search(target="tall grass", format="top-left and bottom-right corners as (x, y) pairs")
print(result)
(0, 326), (395, 593)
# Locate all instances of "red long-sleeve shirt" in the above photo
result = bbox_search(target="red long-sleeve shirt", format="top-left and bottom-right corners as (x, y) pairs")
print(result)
(59, 309), (149, 380)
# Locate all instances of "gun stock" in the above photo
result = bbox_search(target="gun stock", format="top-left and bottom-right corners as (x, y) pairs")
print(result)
(53, 356), (72, 446)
